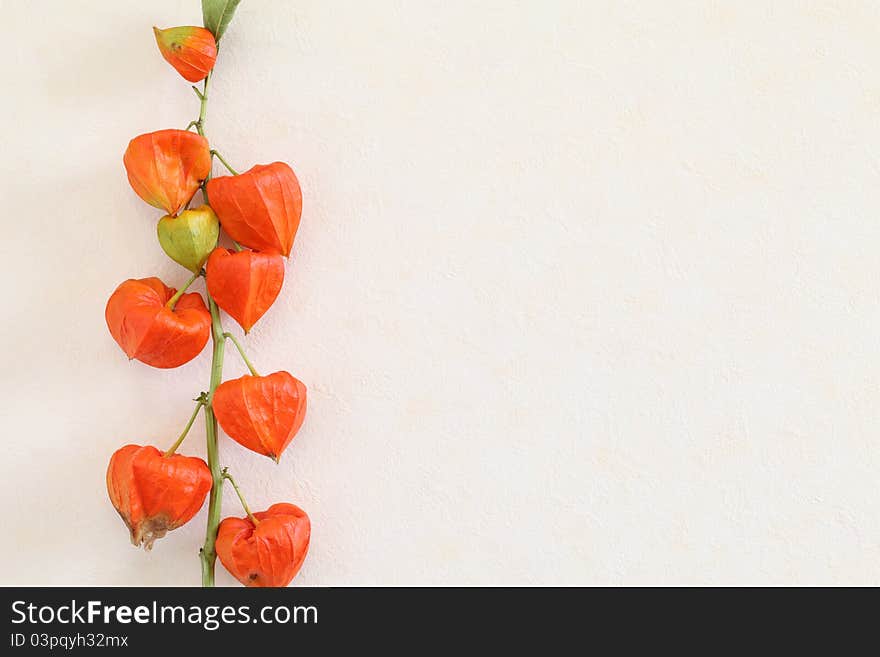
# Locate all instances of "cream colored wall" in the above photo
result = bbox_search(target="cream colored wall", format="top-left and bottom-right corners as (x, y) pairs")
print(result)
(2, 1), (879, 585)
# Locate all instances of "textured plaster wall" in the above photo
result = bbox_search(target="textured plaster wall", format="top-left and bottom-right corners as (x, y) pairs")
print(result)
(2, 0), (880, 585)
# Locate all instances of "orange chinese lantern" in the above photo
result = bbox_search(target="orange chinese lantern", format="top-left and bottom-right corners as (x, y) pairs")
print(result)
(123, 129), (211, 216)
(153, 26), (217, 83)
(216, 503), (310, 587)
(205, 162), (302, 256)
(212, 371), (306, 461)
(105, 277), (211, 368)
(205, 247), (285, 332)
(107, 444), (212, 550)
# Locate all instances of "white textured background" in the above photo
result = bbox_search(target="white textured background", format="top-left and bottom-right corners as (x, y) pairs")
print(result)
(1, 0), (879, 586)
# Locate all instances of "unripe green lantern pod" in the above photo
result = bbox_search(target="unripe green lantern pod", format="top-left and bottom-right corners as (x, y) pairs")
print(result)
(157, 205), (220, 272)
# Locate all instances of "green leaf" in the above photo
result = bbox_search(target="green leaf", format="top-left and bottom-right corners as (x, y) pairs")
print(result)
(202, 0), (241, 42)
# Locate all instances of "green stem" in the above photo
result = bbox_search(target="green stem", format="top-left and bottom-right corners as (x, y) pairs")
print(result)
(197, 73), (212, 206)
(223, 332), (260, 376)
(222, 469), (260, 526)
(195, 73), (210, 138)
(200, 296), (226, 587)
(163, 398), (205, 456)
(211, 150), (239, 175)
(193, 71), (226, 588)
(166, 271), (200, 310)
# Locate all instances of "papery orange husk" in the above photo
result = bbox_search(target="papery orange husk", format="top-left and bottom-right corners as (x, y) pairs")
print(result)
(205, 247), (285, 332)
(105, 277), (211, 368)
(107, 444), (212, 550)
(153, 26), (217, 83)
(212, 371), (307, 461)
(123, 129), (211, 216)
(216, 503), (310, 587)
(205, 162), (302, 256)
